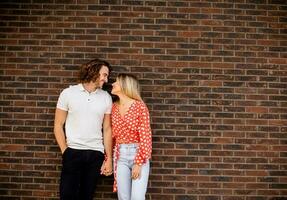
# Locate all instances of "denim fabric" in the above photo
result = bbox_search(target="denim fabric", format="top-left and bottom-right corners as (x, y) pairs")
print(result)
(116, 144), (150, 200)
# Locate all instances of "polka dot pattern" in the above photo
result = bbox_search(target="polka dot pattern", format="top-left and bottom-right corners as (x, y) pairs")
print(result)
(111, 100), (152, 192)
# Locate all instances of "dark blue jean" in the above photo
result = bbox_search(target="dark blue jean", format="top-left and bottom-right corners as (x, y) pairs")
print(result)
(60, 147), (104, 200)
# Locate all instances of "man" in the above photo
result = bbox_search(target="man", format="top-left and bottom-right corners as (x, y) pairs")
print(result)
(54, 59), (113, 200)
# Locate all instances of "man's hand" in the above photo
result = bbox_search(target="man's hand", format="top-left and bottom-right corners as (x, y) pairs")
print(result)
(131, 164), (142, 180)
(61, 146), (68, 154)
(101, 159), (113, 176)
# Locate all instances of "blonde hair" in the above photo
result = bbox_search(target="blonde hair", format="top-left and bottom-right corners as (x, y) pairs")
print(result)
(117, 73), (142, 101)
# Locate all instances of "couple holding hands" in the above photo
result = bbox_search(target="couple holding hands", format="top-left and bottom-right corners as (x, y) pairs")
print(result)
(54, 59), (152, 200)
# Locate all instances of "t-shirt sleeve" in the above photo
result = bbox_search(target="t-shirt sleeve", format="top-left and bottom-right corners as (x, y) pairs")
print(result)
(105, 93), (113, 114)
(56, 89), (69, 111)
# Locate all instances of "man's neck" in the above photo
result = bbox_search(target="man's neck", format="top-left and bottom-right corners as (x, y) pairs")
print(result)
(82, 82), (98, 93)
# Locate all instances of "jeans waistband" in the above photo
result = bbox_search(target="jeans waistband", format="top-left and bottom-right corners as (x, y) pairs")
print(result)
(119, 143), (138, 149)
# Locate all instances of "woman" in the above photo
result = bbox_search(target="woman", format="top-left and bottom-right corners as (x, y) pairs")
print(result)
(111, 73), (152, 200)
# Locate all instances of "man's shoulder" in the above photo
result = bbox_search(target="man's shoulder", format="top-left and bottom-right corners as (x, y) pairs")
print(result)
(97, 88), (111, 96)
(97, 89), (112, 107)
(59, 84), (82, 97)
(64, 84), (81, 92)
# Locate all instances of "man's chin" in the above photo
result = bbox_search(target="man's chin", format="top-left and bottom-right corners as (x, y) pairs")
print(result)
(99, 82), (106, 88)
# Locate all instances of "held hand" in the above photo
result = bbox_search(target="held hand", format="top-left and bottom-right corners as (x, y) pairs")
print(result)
(131, 164), (142, 180)
(101, 159), (113, 176)
(104, 159), (113, 176)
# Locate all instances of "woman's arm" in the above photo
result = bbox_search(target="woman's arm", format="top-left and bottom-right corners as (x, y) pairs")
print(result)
(134, 103), (152, 165)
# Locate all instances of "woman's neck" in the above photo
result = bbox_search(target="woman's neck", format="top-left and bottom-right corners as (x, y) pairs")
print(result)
(117, 94), (134, 106)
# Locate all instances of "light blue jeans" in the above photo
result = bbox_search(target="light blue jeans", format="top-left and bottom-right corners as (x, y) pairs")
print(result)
(116, 143), (150, 200)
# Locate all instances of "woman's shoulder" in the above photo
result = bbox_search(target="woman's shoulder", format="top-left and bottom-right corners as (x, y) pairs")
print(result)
(134, 100), (148, 110)
(112, 101), (119, 109)
(113, 101), (119, 105)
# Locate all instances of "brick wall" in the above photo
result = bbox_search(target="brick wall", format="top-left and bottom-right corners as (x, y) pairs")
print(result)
(0, 0), (286, 199)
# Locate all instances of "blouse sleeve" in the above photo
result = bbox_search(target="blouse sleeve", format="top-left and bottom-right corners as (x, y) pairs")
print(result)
(134, 102), (152, 165)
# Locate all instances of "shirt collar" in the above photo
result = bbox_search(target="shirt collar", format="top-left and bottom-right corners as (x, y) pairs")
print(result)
(78, 83), (85, 91)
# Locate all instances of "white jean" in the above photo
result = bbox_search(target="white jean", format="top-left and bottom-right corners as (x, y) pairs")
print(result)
(116, 143), (150, 200)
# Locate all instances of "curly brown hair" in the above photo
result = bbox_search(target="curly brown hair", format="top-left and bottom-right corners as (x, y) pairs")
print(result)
(79, 59), (111, 83)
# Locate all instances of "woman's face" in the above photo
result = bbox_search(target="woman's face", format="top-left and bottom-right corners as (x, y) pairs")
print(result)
(111, 79), (122, 95)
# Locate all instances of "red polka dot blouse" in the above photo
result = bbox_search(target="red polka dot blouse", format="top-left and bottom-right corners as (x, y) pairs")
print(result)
(111, 100), (152, 192)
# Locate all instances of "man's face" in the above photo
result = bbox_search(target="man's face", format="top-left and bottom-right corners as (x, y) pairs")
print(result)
(96, 65), (109, 88)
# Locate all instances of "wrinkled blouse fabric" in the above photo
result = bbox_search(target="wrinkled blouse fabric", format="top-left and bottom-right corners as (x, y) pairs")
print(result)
(111, 100), (152, 192)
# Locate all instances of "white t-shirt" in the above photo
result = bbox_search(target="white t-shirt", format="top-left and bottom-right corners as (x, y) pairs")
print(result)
(56, 84), (112, 152)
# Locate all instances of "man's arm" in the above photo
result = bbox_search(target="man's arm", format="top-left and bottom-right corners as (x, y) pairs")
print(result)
(101, 113), (113, 175)
(54, 108), (68, 154)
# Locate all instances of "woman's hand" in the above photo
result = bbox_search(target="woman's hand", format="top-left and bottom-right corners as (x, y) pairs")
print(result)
(131, 164), (142, 179)
(101, 159), (113, 176)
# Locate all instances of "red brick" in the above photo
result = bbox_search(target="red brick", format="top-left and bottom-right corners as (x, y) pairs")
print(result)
(1, 1), (286, 199)
(1, 144), (24, 151)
